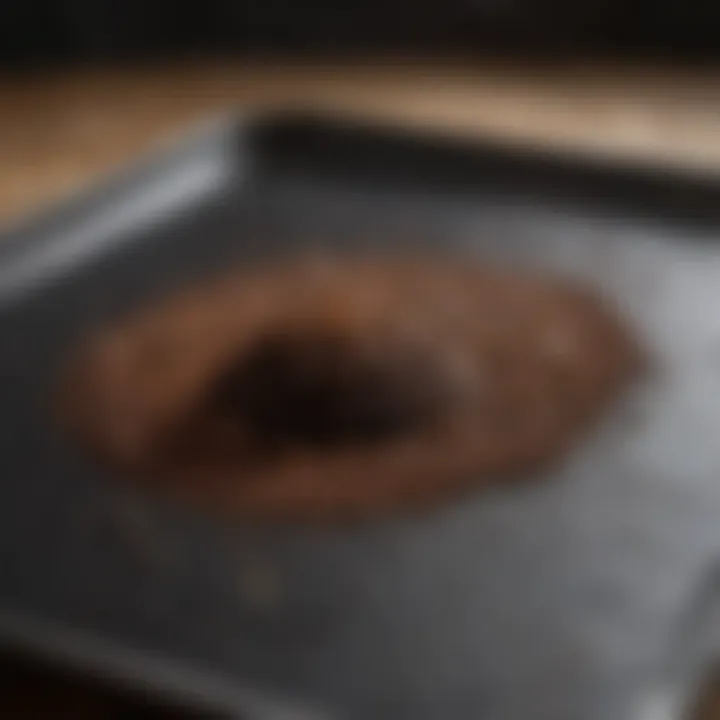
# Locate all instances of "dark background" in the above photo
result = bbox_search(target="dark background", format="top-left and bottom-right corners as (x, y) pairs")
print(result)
(2, 1), (720, 68)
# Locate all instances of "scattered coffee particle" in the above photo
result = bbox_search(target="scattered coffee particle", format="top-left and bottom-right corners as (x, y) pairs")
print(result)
(58, 256), (642, 521)
(237, 559), (282, 610)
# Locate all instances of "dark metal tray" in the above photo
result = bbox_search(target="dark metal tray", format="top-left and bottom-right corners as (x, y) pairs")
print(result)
(2, 114), (720, 720)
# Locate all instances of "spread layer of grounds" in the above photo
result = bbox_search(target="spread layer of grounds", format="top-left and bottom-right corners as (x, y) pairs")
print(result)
(59, 255), (642, 520)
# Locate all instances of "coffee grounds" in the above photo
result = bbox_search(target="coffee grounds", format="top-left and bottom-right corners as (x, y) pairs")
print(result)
(59, 256), (642, 521)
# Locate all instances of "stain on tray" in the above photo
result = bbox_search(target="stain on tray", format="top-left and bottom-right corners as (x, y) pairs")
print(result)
(58, 254), (642, 521)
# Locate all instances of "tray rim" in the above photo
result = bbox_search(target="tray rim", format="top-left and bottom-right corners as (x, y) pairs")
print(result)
(3, 105), (720, 247)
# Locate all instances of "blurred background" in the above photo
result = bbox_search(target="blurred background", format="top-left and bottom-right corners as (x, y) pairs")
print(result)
(1, 1), (720, 718)
(2, 0), (720, 65)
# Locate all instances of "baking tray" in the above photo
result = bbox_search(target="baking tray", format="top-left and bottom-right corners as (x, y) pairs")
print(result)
(2, 113), (720, 720)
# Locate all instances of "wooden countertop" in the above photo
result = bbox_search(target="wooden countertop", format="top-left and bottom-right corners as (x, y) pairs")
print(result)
(1, 59), (719, 225)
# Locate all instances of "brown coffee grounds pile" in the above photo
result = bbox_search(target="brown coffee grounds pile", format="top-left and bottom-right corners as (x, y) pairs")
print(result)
(58, 255), (641, 521)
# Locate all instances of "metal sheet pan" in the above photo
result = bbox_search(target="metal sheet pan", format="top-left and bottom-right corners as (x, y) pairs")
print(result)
(1, 113), (720, 720)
